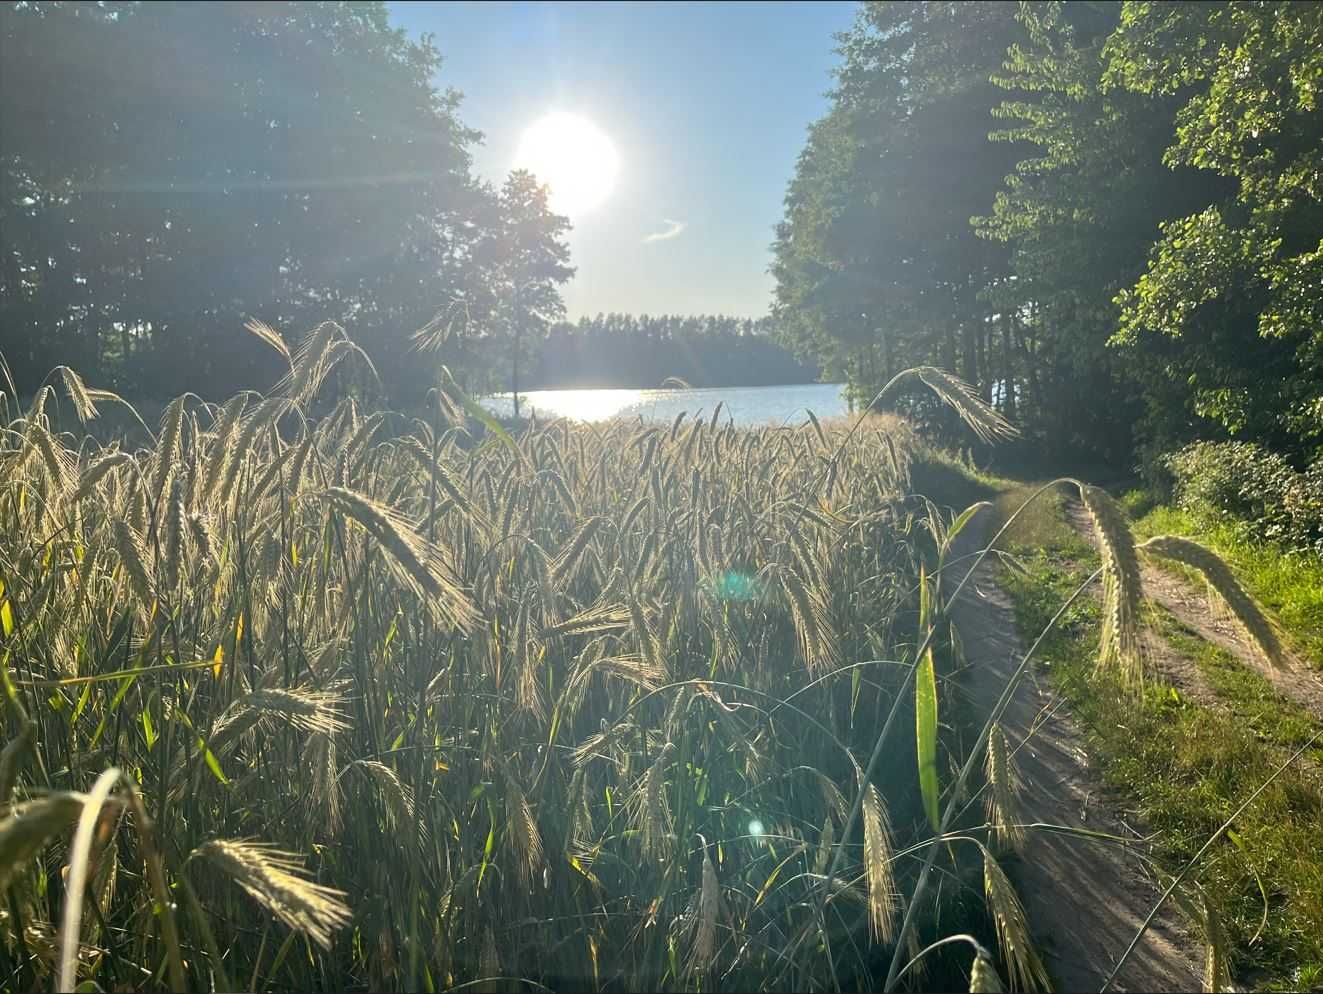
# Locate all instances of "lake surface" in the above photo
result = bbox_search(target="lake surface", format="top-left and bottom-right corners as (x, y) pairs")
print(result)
(481, 383), (849, 425)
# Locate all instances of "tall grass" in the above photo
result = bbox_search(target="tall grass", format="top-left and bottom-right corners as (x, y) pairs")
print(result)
(0, 335), (1022, 992)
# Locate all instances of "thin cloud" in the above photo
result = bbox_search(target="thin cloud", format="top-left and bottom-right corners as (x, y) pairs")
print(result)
(643, 219), (687, 243)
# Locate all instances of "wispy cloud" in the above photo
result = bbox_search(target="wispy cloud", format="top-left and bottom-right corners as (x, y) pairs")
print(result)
(642, 219), (687, 244)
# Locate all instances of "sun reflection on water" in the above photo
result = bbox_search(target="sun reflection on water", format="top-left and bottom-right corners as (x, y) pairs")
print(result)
(496, 389), (645, 422)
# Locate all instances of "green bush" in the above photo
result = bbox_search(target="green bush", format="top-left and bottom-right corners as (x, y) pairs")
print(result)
(1165, 441), (1323, 555)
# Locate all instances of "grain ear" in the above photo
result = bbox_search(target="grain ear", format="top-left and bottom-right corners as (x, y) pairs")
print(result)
(1138, 534), (1288, 668)
(1080, 484), (1145, 682)
(192, 840), (350, 949)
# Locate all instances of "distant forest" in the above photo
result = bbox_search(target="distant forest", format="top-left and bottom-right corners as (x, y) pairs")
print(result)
(526, 314), (818, 390)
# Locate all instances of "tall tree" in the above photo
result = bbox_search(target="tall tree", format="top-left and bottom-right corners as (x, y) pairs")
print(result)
(486, 171), (574, 417)
(975, 1), (1227, 463)
(0, 1), (550, 403)
(774, 1), (1026, 434)
(1105, 0), (1323, 460)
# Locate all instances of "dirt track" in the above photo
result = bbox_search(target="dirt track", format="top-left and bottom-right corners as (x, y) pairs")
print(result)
(948, 509), (1203, 993)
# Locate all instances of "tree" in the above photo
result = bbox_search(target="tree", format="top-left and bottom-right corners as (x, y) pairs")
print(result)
(773, 1), (1027, 436)
(0, 1), (550, 405)
(487, 171), (574, 417)
(975, 1), (1228, 463)
(1104, 0), (1323, 461)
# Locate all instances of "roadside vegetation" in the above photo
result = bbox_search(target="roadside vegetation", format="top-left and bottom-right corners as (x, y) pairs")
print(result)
(984, 478), (1323, 993)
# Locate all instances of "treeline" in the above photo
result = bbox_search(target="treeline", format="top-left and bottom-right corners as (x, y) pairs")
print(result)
(525, 314), (818, 389)
(0, 1), (572, 404)
(775, 1), (1322, 472)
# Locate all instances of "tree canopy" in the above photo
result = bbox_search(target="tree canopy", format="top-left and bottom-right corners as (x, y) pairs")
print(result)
(774, 0), (1323, 469)
(0, 0), (572, 403)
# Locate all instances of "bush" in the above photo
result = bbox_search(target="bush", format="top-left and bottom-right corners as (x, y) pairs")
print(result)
(1165, 441), (1323, 555)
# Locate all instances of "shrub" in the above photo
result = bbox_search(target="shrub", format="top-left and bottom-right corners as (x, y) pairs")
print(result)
(1165, 441), (1323, 555)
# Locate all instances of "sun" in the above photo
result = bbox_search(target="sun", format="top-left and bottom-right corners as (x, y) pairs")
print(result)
(513, 112), (620, 216)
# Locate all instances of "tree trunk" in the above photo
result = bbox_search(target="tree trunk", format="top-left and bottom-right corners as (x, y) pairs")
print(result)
(511, 284), (521, 420)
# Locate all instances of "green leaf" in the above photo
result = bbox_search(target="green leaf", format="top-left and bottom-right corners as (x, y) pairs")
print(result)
(439, 366), (522, 462)
(141, 704), (157, 750)
(0, 585), (13, 638)
(200, 740), (229, 785)
(916, 644), (940, 832)
(941, 501), (992, 565)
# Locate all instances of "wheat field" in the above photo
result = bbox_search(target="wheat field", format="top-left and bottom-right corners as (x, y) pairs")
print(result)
(3, 325), (1286, 992)
(3, 326), (1038, 992)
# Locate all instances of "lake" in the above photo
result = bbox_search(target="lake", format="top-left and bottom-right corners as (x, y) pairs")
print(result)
(480, 383), (849, 425)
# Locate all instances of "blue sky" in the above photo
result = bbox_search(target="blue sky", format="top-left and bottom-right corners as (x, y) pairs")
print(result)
(386, 1), (857, 319)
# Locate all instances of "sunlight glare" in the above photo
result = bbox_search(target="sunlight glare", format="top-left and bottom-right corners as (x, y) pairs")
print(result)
(513, 112), (620, 216)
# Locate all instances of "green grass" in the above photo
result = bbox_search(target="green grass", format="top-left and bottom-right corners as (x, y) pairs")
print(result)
(1127, 501), (1323, 669)
(997, 522), (1323, 992)
(1148, 607), (1323, 766)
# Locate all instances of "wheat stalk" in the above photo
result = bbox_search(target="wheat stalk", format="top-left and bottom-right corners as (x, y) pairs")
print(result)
(1138, 534), (1287, 668)
(982, 847), (1050, 992)
(1080, 484), (1145, 682)
(192, 839), (351, 949)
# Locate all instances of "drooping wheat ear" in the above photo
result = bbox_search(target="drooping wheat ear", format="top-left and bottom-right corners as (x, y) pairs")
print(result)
(985, 724), (1024, 852)
(860, 777), (899, 944)
(637, 742), (675, 860)
(688, 836), (720, 976)
(1138, 535), (1287, 668)
(514, 600), (546, 720)
(303, 732), (342, 837)
(541, 604), (633, 640)
(240, 687), (349, 736)
(243, 318), (292, 364)
(151, 394), (187, 503)
(1170, 880), (1232, 994)
(54, 366), (98, 423)
(551, 515), (605, 583)
(111, 518), (154, 609)
(200, 394), (247, 500)
(983, 847), (1050, 993)
(812, 815), (835, 877)
(72, 450), (131, 503)
(320, 487), (479, 633)
(192, 839), (350, 949)
(353, 760), (418, 840)
(566, 767), (594, 847)
(29, 424), (72, 493)
(504, 769), (544, 886)
(566, 654), (664, 704)
(218, 397), (287, 506)
(276, 320), (340, 402)
(162, 474), (185, 587)
(187, 512), (215, 565)
(969, 949), (1007, 993)
(0, 793), (86, 891)
(628, 594), (666, 679)
(780, 565), (840, 674)
(1080, 485), (1145, 682)
(876, 366), (1019, 444)
(1201, 897), (1231, 994)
